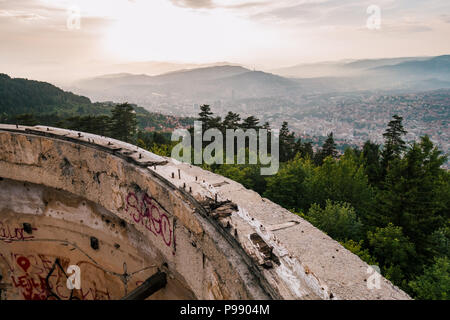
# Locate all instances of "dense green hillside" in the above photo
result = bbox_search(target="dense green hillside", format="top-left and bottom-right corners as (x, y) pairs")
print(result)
(0, 73), (96, 116)
(0, 73), (193, 130)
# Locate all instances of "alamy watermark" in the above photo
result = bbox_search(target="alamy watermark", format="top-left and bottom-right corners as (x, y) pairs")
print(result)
(66, 265), (81, 290)
(366, 5), (381, 30)
(366, 265), (381, 290)
(67, 5), (81, 30)
(171, 121), (280, 175)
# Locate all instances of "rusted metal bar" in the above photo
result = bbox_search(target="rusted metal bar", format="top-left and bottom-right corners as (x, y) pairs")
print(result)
(121, 271), (167, 300)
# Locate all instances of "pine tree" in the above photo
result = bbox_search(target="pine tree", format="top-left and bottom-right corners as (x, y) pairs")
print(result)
(361, 140), (382, 185)
(315, 132), (337, 165)
(198, 104), (213, 130)
(382, 114), (407, 170)
(294, 140), (314, 160)
(279, 121), (296, 162)
(208, 116), (223, 130)
(223, 111), (241, 130)
(109, 103), (137, 143)
(262, 122), (271, 130)
(241, 116), (260, 130)
(376, 136), (448, 263)
(300, 142), (314, 160)
(322, 132), (338, 158)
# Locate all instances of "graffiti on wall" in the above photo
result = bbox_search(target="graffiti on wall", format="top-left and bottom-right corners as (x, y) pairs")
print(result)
(125, 191), (175, 252)
(0, 252), (114, 300)
(0, 221), (37, 243)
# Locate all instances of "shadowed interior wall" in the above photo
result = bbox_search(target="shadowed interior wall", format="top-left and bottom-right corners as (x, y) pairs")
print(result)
(0, 179), (195, 300)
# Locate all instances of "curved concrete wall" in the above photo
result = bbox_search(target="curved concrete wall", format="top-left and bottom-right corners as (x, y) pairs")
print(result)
(0, 124), (410, 300)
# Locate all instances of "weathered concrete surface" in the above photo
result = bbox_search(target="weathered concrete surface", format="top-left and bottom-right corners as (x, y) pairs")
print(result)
(0, 179), (194, 300)
(0, 125), (411, 300)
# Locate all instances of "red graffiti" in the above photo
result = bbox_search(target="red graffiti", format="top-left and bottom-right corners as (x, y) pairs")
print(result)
(125, 191), (174, 248)
(0, 221), (37, 243)
(1, 252), (112, 300)
(11, 272), (47, 300)
(9, 255), (55, 300)
(17, 256), (31, 272)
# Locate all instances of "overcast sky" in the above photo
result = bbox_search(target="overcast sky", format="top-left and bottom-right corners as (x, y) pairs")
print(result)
(1, 0), (450, 83)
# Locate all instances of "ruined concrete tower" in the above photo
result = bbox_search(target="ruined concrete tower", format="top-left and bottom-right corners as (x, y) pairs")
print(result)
(0, 125), (410, 300)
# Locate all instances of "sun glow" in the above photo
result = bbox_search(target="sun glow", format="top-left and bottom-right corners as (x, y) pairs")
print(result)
(101, 0), (280, 63)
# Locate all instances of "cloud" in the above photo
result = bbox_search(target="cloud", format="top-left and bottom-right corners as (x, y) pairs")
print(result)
(381, 23), (433, 33)
(380, 15), (435, 33)
(0, 0), (66, 14)
(170, 0), (268, 10)
(354, 15), (434, 34)
(0, 10), (46, 20)
(245, 0), (371, 26)
(168, 0), (355, 28)
(0, 0), (112, 32)
(0, 0), (113, 69)
(441, 14), (450, 24)
(170, 0), (214, 9)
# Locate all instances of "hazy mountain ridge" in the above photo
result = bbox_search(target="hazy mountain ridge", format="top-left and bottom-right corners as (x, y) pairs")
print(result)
(371, 55), (450, 76)
(72, 55), (450, 108)
(106, 61), (243, 77)
(272, 56), (431, 78)
(345, 56), (430, 70)
(72, 66), (301, 104)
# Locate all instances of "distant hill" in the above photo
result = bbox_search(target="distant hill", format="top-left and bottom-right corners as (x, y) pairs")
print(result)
(372, 55), (450, 79)
(345, 56), (429, 70)
(68, 56), (450, 116)
(0, 73), (93, 116)
(154, 65), (249, 83)
(0, 73), (193, 130)
(104, 61), (243, 77)
(271, 56), (429, 78)
(271, 61), (353, 78)
(212, 70), (297, 98)
(273, 55), (450, 93)
(72, 65), (300, 104)
(79, 65), (249, 89)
